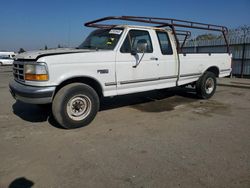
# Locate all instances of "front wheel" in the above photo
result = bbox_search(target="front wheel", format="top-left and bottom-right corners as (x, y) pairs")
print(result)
(196, 71), (217, 99)
(52, 83), (99, 129)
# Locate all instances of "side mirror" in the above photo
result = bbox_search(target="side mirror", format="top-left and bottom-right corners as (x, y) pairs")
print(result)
(137, 42), (148, 53)
(131, 49), (137, 56)
(132, 41), (148, 68)
(130, 40), (148, 56)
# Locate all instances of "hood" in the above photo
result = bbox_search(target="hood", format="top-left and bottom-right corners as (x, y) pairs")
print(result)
(15, 48), (94, 61)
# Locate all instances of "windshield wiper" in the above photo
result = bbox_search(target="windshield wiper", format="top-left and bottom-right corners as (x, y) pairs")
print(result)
(81, 45), (93, 49)
(78, 45), (100, 51)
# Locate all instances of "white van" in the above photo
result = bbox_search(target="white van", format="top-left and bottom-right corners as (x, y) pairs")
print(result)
(0, 52), (15, 66)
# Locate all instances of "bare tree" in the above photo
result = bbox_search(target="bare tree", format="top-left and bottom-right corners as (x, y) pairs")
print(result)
(228, 25), (250, 39)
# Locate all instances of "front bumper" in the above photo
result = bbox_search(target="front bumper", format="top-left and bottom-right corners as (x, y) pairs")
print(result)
(9, 80), (56, 104)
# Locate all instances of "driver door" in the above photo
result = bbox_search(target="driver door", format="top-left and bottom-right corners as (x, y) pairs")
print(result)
(115, 29), (159, 95)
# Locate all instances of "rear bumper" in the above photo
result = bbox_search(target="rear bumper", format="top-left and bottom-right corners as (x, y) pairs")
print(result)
(219, 68), (232, 78)
(9, 80), (55, 104)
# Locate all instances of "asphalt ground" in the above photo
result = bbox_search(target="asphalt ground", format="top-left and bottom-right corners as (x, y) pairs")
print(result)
(0, 65), (249, 188)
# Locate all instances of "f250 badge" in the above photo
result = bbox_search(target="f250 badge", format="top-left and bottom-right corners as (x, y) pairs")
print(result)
(97, 69), (109, 74)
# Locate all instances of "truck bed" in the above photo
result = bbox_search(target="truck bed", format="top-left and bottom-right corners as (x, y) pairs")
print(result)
(178, 53), (232, 85)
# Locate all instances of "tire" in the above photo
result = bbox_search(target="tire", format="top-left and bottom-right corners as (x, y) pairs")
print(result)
(196, 71), (217, 99)
(52, 83), (100, 129)
(0, 62), (3, 66)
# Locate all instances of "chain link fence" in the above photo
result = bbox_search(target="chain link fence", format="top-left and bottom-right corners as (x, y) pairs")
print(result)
(183, 37), (250, 77)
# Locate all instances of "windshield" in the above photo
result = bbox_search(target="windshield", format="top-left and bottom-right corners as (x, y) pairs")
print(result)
(78, 28), (124, 50)
(0, 55), (12, 59)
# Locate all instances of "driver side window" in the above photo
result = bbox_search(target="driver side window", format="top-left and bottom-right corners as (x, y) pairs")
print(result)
(120, 30), (153, 53)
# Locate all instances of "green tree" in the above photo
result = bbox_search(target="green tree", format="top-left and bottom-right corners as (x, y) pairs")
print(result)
(195, 33), (218, 41)
(44, 45), (48, 50)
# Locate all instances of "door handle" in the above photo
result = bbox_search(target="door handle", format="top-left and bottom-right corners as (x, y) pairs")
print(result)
(150, 57), (158, 61)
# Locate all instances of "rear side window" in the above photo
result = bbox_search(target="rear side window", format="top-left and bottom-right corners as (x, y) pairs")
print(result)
(120, 30), (153, 53)
(156, 31), (173, 55)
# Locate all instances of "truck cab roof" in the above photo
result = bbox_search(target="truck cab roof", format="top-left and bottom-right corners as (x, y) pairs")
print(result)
(114, 25), (165, 31)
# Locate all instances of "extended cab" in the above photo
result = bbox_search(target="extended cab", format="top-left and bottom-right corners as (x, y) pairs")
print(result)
(9, 16), (232, 129)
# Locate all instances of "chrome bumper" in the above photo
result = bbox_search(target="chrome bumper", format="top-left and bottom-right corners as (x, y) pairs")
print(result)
(9, 80), (55, 104)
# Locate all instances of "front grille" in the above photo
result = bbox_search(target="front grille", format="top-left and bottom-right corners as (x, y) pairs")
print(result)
(13, 61), (25, 82)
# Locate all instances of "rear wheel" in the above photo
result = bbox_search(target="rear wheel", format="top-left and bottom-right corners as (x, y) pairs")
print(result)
(0, 62), (3, 66)
(52, 83), (99, 129)
(196, 71), (217, 99)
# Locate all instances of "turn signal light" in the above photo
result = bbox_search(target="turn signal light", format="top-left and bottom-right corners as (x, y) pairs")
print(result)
(25, 74), (48, 81)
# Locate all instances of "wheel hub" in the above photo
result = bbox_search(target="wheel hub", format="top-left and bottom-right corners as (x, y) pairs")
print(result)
(66, 95), (92, 121)
(205, 78), (215, 94)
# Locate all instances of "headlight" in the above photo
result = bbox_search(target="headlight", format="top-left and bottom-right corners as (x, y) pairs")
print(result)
(25, 63), (49, 81)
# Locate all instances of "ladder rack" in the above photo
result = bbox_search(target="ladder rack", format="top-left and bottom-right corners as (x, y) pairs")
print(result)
(84, 16), (230, 53)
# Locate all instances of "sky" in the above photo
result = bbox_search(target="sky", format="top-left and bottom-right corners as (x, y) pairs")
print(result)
(0, 0), (250, 52)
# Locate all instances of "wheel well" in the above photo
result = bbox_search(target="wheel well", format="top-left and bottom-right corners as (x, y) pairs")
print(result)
(206, 66), (219, 77)
(54, 77), (103, 98)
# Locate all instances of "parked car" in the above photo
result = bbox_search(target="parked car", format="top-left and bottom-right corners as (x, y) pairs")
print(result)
(9, 16), (232, 129)
(0, 52), (15, 66)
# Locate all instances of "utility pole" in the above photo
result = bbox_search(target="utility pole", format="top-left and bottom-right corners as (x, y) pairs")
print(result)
(240, 41), (245, 78)
(67, 19), (71, 48)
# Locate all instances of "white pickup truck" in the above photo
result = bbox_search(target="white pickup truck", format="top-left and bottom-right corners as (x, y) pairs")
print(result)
(9, 16), (232, 129)
(0, 52), (15, 66)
